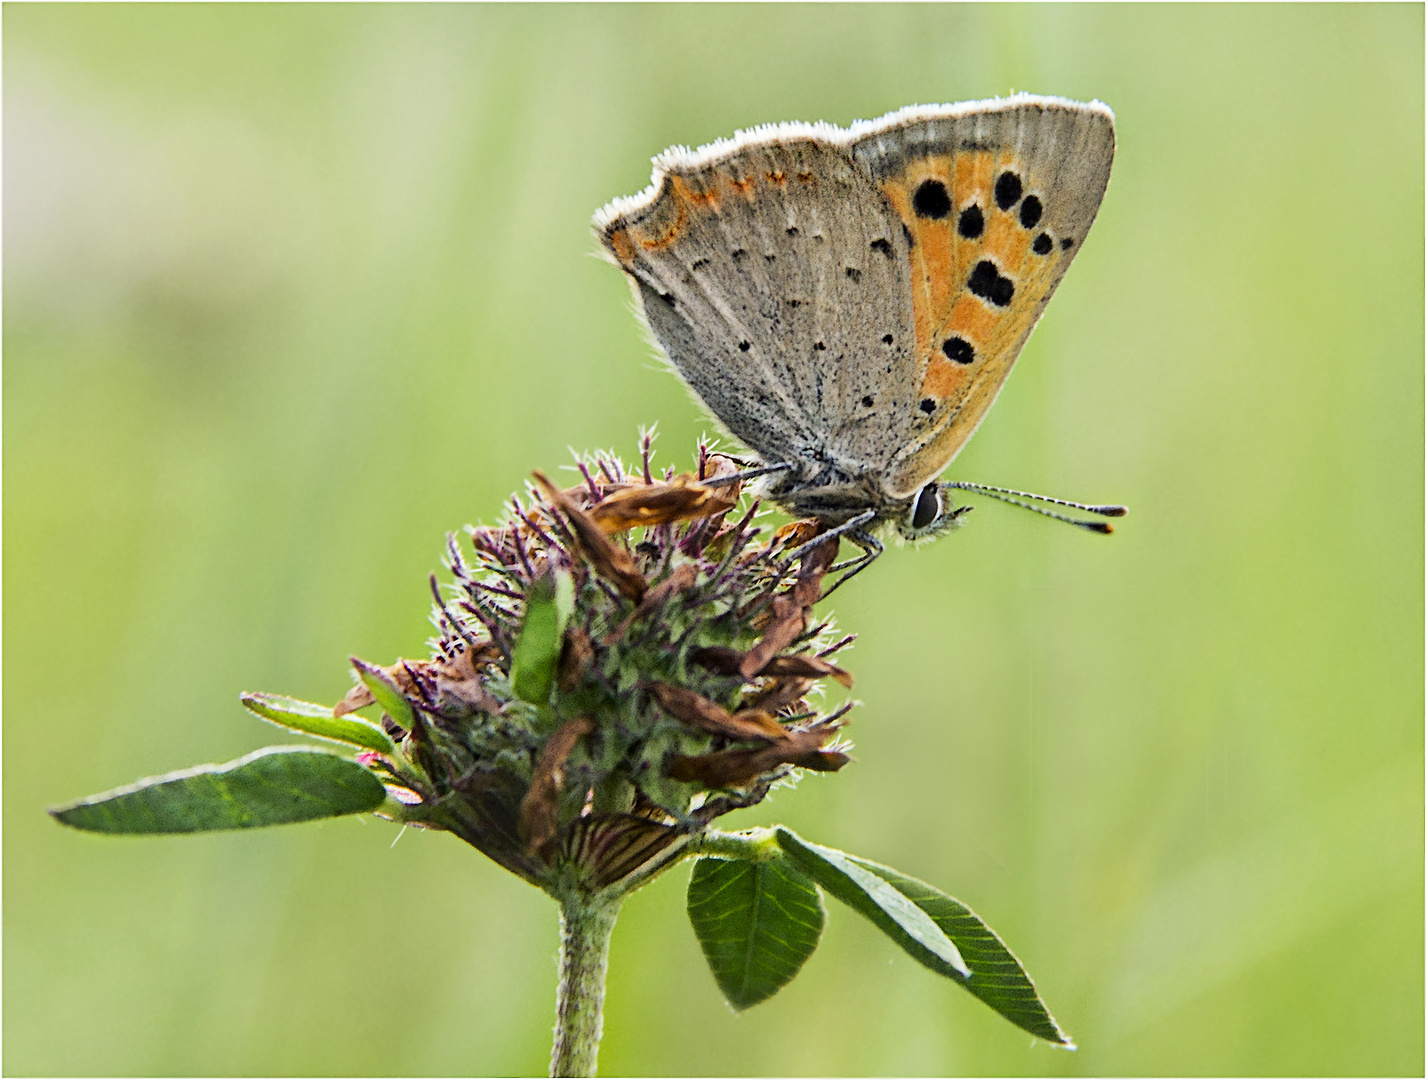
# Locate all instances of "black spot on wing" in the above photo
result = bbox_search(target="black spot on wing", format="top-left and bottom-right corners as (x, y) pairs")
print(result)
(957, 205), (984, 239)
(967, 260), (1014, 307)
(941, 336), (975, 365)
(994, 171), (1022, 210)
(912, 179), (952, 219)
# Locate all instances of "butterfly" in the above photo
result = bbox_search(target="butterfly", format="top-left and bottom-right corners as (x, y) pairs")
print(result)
(595, 94), (1121, 577)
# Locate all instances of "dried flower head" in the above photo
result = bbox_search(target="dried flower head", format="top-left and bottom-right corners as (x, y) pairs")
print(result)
(342, 436), (854, 895)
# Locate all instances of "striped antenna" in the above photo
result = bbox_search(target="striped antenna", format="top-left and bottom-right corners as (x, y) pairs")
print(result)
(945, 481), (1128, 534)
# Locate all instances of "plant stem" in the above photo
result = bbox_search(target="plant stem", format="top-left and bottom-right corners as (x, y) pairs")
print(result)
(694, 825), (780, 861)
(550, 892), (621, 1078)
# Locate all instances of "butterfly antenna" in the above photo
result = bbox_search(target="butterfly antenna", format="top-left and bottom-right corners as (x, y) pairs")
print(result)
(945, 481), (1128, 534)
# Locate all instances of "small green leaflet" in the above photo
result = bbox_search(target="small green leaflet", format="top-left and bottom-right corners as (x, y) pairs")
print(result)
(686, 856), (825, 1009)
(241, 692), (395, 755)
(848, 855), (1074, 1046)
(509, 566), (574, 704)
(351, 659), (416, 732)
(50, 746), (388, 834)
(776, 828), (969, 979)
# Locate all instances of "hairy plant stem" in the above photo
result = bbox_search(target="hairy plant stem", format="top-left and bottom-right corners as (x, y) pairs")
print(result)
(550, 892), (622, 1078)
(544, 830), (777, 1075)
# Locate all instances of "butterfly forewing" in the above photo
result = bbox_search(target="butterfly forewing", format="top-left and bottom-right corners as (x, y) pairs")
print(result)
(850, 101), (1115, 496)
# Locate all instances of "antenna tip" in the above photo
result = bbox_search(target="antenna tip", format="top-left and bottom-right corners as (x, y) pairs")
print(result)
(1092, 504), (1129, 517)
(1083, 521), (1114, 535)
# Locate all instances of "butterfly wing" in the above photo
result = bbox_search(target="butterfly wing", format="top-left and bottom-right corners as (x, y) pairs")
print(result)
(595, 129), (922, 480)
(849, 97), (1115, 497)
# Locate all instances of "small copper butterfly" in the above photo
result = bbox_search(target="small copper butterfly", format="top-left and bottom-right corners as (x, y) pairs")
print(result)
(595, 94), (1122, 575)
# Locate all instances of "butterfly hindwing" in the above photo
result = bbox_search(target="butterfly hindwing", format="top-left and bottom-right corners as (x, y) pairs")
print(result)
(598, 131), (922, 478)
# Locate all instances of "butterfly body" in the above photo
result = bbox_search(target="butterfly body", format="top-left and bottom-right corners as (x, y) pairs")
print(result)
(596, 95), (1115, 543)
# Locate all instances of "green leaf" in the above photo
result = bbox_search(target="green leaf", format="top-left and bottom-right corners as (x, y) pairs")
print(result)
(50, 746), (387, 834)
(241, 692), (396, 755)
(775, 827), (969, 979)
(352, 659), (415, 732)
(686, 856), (825, 1009)
(849, 855), (1074, 1046)
(509, 567), (573, 704)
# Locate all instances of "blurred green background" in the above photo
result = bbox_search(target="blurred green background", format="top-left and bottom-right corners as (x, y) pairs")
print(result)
(6, 4), (1421, 1076)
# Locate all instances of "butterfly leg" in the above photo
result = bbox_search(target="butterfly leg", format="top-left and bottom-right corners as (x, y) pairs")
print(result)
(701, 461), (796, 488)
(820, 528), (884, 597)
(774, 510), (882, 599)
(778, 509), (877, 567)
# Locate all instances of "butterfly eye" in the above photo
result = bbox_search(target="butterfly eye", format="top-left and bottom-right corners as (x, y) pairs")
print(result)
(910, 483), (941, 531)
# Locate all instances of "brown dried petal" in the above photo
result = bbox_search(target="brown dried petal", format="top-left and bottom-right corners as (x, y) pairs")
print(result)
(648, 683), (788, 742)
(333, 683), (375, 718)
(701, 452), (742, 482)
(738, 536), (838, 680)
(518, 716), (595, 858)
(587, 475), (738, 534)
(730, 709), (791, 738)
(558, 624), (595, 692)
(666, 728), (848, 787)
(694, 645), (852, 688)
(791, 535), (839, 608)
(533, 470), (646, 600)
(740, 676), (812, 715)
(434, 672), (505, 715)
(755, 654), (853, 688)
(690, 646), (744, 676)
(773, 519), (823, 549)
(740, 595), (806, 680)
(422, 644), (505, 714)
(433, 641), (502, 675)
(794, 750), (851, 772)
(605, 562), (698, 645)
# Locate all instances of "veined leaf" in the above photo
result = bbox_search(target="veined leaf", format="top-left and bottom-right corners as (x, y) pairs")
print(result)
(509, 566), (573, 704)
(50, 746), (387, 834)
(775, 827), (969, 979)
(241, 692), (395, 755)
(687, 856), (824, 1009)
(849, 855), (1074, 1046)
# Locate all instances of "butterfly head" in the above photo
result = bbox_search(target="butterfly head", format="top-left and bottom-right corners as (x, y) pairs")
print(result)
(894, 482), (973, 543)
